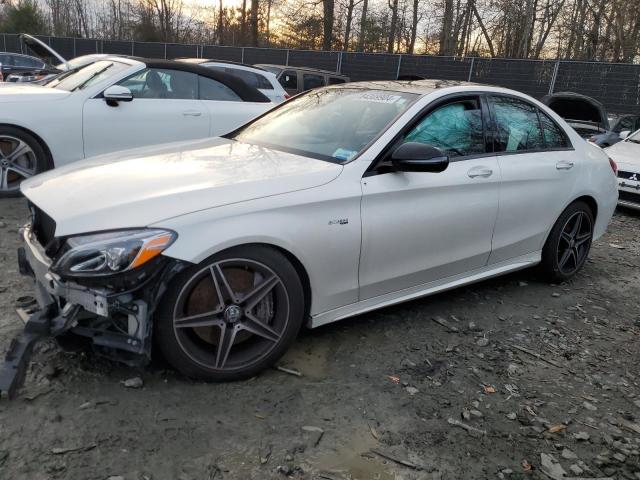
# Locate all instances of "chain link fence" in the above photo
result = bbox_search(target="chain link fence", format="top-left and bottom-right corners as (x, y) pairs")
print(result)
(2, 33), (639, 114)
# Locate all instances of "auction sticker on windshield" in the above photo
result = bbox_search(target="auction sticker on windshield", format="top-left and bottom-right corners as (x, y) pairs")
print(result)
(357, 92), (403, 103)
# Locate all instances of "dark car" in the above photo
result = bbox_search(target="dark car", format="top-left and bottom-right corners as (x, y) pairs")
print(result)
(0, 52), (51, 82)
(255, 64), (349, 96)
(541, 92), (610, 139)
(589, 114), (640, 147)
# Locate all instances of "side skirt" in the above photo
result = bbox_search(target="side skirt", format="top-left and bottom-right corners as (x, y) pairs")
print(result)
(310, 251), (541, 328)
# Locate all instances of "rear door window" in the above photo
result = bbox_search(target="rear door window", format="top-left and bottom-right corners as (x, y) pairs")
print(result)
(279, 70), (298, 90)
(328, 77), (346, 85)
(490, 96), (545, 153)
(199, 75), (242, 101)
(303, 73), (326, 91)
(539, 111), (569, 149)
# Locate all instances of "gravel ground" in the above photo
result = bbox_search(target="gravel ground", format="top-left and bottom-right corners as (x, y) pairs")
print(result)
(0, 197), (639, 480)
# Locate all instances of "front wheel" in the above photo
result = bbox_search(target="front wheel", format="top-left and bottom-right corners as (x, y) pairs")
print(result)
(541, 201), (594, 282)
(0, 127), (48, 198)
(154, 245), (305, 381)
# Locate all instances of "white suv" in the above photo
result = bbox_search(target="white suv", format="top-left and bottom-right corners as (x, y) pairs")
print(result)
(179, 59), (289, 103)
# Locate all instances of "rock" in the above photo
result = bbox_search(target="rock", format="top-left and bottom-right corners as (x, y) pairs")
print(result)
(583, 401), (598, 411)
(284, 454), (293, 461)
(276, 465), (292, 476)
(573, 431), (590, 441)
(476, 337), (489, 347)
(406, 386), (419, 395)
(569, 464), (584, 475)
(462, 408), (471, 420)
(506, 413), (517, 420)
(301, 426), (324, 447)
(78, 402), (92, 410)
(613, 452), (627, 462)
(470, 409), (483, 418)
(561, 448), (578, 460)
(0, 221), (6, 228)
(107, 477), (125, 480)
(540, 453), (567, 480)
(551, 292), (561, 297)
(123, 377), (144, 389)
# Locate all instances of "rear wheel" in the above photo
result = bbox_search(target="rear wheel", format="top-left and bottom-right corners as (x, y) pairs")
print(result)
(155, 246), (305, 381)
(0, 127), (48, 198)
(541, 201), (594, 282)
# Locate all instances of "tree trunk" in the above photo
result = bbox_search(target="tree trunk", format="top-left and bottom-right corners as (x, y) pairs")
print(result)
(408, 0), (418, 53)
(387, 0), (398, 53)
(439, 0), (454, 55)
(240, 0), (247, 46)
(344, 0), (355, 50)
(471, 0), (495, 56)
(250, 0), (259, 47)
(357, 0), (368, 51)
(266, 0), (273, 46)
(322, 0), (334, 50)
(218, 0), (224, 45)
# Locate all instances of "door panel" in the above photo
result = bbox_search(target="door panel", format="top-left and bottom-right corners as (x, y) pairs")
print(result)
(359, 94), (500, 299)
(487, 95), (579, 264)
(83, 98), (210, 158)
(359, 158), (500, 299)
(489, 150), (578, 263)
(202, 101), (271, 137)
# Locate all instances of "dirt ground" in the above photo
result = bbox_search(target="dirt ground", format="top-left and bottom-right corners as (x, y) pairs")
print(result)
(1, 197), (639, 480)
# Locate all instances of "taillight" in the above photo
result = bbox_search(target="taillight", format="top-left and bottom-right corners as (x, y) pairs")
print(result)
(284, 93), (291, 100)
(608, 157), (617, 175)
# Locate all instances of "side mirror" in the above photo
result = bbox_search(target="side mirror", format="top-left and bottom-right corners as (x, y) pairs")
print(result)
(103, 85), (133, 106)
(619, 130), (631, 140)
(391, 142), (449, 173)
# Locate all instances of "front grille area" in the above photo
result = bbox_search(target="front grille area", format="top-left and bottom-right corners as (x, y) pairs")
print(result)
(618, 170), (640, 180)
(619, 190), (640, 205)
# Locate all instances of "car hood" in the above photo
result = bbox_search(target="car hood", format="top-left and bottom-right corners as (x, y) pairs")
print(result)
(22, 138), (343, 237)
(0, 84), (70, 102)
(541, 92), (609, 132)
(606, 140), (640, 170)
(20, 33), (69, 69)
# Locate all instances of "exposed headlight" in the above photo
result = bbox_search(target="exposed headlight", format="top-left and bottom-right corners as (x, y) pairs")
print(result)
(53, 229), (176, 277)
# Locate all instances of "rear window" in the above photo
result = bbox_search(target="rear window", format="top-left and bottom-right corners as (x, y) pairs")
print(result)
(303, 73), (325, 90)
(279, 70), (298, 89)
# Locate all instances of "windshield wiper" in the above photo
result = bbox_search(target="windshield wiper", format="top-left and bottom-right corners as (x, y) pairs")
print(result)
(72, 63), (113, 91)
(628, 138), (640, 144)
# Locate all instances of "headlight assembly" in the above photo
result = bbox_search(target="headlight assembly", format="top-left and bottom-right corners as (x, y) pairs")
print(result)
(53, 229), (176, 278)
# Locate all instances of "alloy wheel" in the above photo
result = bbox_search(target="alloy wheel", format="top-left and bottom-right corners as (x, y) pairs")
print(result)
(172, 258), (290, 372)
(557, 210), (592, 275)
(0, 135), (37, 194)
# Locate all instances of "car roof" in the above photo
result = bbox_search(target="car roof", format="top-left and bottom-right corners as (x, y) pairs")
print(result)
(126, 57), (271, 103)
(257, 64), (348, 77)
(327, 79), (483, 95)
(177, 58), (269, 72)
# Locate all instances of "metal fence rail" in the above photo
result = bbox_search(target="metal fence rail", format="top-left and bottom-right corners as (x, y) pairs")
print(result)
(2, 33), (639, 114)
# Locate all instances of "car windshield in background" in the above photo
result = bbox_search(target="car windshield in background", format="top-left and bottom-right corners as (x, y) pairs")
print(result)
(260, 65), (282, 75)
(628, 131), (640, 144)
(47, 60), (129, 91)
(233, 88), (417, 163)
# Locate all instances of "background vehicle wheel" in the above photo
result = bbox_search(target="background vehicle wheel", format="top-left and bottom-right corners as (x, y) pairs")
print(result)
(541, 201), (594, 282)
(155, 245), (305, 381)
(0, 127), (48, 198)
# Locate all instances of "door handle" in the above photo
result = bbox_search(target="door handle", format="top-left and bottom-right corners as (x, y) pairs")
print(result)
(556, 161), (574, 170)
(182, 110), (202, 117)
(467, 167), (493, 178)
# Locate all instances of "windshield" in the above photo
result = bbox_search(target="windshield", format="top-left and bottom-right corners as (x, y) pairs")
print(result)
(628, 130), (640, 144)
(260, 65), (282, 75)
(233, 88), (417, 163)
(47, 60), (129, 91)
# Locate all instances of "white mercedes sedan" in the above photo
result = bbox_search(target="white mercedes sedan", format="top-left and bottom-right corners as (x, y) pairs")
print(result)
(0, 80), (617, 395)
(605, 128), (640, 210)
(0, 56), (273, 197)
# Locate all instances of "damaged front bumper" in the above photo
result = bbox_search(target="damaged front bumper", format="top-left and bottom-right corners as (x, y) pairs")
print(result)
(0, 225), (185, 399)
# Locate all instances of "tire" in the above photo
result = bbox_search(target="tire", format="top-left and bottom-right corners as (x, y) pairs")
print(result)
(154, 245), (305, 381)
(0, 126), (49, 198)
(541, 201), (594, 282)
